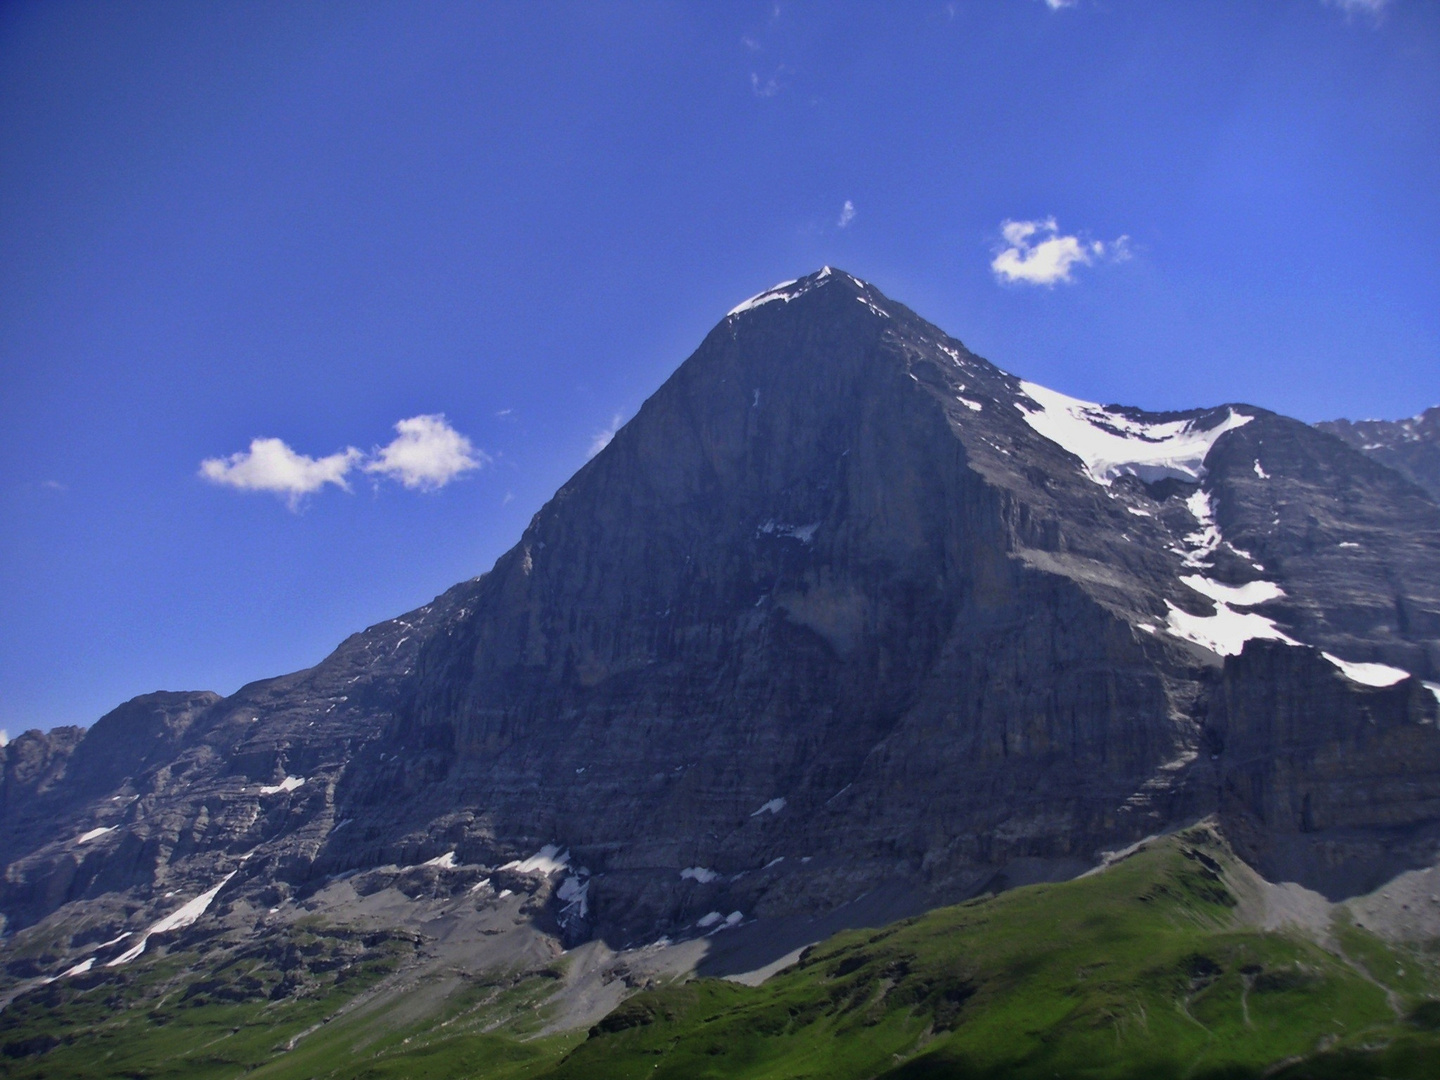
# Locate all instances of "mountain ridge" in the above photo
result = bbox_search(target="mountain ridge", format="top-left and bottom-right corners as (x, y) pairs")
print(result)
(2, 268), (1438, 995)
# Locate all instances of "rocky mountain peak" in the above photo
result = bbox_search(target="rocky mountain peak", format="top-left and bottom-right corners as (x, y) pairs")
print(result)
(1, 272), (1438, 979)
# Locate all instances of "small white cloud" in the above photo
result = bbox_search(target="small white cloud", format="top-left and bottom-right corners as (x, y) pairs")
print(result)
(1044, 0), (1078, 9)
(837, 199), (856, 228)
(990, 217), (1127, 287)
(741, 34), (761, 52)
(364, 414), (487, 491)
(588, 414), (623, 459)
(200, 438), (361, 509)
(41, 479), (66, 491)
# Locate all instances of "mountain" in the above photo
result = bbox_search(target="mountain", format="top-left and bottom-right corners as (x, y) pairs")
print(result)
(3, 269), (1440, 1076)
(1316, 406), (1440, 503)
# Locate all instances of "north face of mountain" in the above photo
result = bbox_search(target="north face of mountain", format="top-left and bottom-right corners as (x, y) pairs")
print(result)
(2, 269), (1438, 965)
(1317, 405), (1440, 502)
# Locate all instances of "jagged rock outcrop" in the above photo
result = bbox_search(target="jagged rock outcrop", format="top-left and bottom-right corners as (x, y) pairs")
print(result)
(3, 268), (1439, 956)
(1318, 405), (1440, 502)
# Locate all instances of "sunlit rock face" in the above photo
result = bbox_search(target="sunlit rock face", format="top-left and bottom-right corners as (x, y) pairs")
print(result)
(3, 269), (1439, 948)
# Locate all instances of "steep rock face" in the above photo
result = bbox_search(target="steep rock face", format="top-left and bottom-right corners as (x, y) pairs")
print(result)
(2, 268), (1439, 951)
(1317, 406), (1440, 502)
(1212, 640), (1440, 897)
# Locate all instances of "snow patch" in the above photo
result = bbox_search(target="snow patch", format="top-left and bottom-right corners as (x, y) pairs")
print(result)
(77, 826), (116, 845)
(1015, 380), (1252, 486)
(696, 911), (723, 928)
(1180, 575), (1285, 608)
(751, 797), (786, 817)
(60, 957), (95, 978)
(107, 872), (237, 967)
(258, 776), (305, 795)
(1424, 682), (1440, 707)
(423, 851), (458, 869)
(1322, 654), (1410, 688)
(1253, 460), (1269, 479)
(729, 272), (835, 317)
(757, 520), (820, 544)
(957, 397), (983, 412)
(500, 844), (569, 875)
(763, 856), (785, 870)
(1177, 490), (1223, 568)
(680, 866), (719, 884)
(1164, 600), (1296, 658)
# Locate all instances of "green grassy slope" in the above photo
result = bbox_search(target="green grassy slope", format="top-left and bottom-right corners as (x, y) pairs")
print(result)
(552, 828), (1440, 1080)
(3, 826), (1437, 1079)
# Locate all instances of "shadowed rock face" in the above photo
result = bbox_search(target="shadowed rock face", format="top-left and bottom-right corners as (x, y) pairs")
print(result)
(3, 269), (1440, 947)
(1211, 640), (1440, 899)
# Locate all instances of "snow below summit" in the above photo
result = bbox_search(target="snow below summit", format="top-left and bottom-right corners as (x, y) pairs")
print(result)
(1321, 654), (1411, 688)
(1180, 575), (1285, 608)
(728, 267), (848, 317)
(1015, 381), (1252, 486)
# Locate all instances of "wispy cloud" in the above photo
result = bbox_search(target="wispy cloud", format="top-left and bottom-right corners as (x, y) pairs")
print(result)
(202, 414), (486, 509)
(364, 414), (487, 491)
(40, 479), (67, 492)
(1322, 0), (1390, 21)
(990, 217), (1129, 287)
(750, 69), (786, 98)
(1043, 0), (1078, 9)
(837, 200), (856, 228)
(588, 413), (624, 459)
(200, 438), (362, 509)
(1323, 0), (1389, 13)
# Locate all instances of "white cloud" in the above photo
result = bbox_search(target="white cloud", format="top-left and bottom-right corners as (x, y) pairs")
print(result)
(1044, 0), (1078, 9)
(990, 217), (1128, 287)
(837, 200), (856, 228)
(200, 438), (361, 509)
(588, 414), (623, 459)
(363, 414), (487, 491)
(203, 414), (486, 508)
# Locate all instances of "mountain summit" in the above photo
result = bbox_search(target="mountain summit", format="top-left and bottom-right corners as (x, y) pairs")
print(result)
(3, 269), (1439, 976)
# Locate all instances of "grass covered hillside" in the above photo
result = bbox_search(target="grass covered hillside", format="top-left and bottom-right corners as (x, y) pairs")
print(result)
(555, 827), (1440, 1079)
(2, 825), (1438, 1079)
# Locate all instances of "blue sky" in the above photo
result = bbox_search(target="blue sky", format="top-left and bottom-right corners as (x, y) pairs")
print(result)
(2, 0), (1437, 735)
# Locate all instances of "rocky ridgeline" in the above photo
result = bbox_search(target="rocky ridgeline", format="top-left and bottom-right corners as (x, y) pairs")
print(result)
(2, 269), (1438, 971)
(1318, 405), (1440, 503)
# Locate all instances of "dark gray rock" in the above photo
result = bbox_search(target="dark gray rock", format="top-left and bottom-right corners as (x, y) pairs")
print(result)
(3, 268), (1439, 956)
(1317, 406), (1440, 503)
